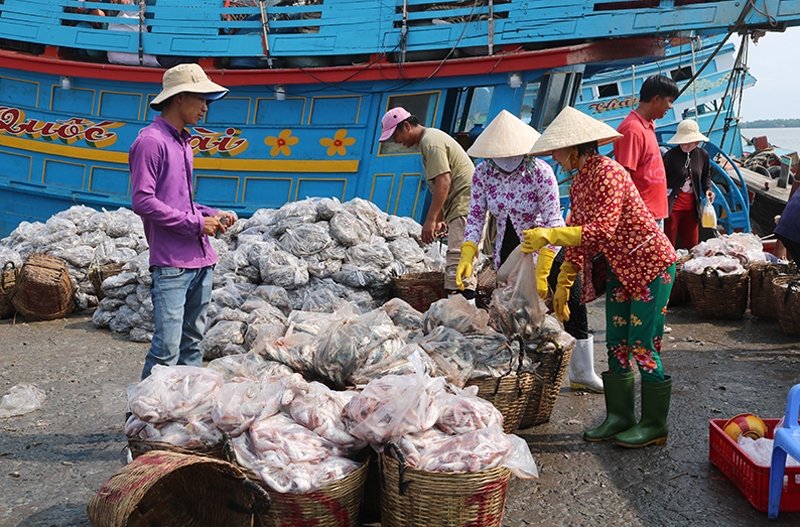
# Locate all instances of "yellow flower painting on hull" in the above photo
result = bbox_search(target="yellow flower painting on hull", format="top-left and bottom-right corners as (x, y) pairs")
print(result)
(320, 129), (356, 156)
(265, 129), (299, 156)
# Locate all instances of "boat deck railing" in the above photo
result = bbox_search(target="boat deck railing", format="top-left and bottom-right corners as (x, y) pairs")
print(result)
(0, 0), (796, 65)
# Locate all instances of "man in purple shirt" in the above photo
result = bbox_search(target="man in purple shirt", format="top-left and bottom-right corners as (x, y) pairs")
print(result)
(130, 63), (236, 379)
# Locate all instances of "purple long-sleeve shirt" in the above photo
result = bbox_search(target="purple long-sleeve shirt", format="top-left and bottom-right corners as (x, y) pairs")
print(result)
(130, 116), (219, 269)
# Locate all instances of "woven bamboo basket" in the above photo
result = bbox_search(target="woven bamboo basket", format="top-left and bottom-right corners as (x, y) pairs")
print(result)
(89, 262), (126, 300)
(518, 343), (573, 429)
(87, 450), (268, 527)
(378, 452), (511, 527)
(773, 275), (800, 336)
(392, 271), (446, 312)
(11, 253), (75, 321)
(243, 458), (369, 527)
(682, 268), (749, 320)
(668, 255), (692, 307)
(127, 438), (227, 461)
(748, 261), (790, 319)
(465, 372), (534, 433)
(0, 262), (17, 319)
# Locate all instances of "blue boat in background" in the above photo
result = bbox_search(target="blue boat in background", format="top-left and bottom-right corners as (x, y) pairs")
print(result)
(576, 33), (759, 233)
(0, 0), (799, 237)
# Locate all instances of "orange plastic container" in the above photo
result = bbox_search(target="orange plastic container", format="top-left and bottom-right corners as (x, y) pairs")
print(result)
(709, 418), (800, 513)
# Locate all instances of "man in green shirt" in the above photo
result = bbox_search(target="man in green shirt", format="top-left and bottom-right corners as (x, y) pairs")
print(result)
(379, 107), (476, 297)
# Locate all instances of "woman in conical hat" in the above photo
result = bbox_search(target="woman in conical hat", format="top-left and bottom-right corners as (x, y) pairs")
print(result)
(455, 109), (603, 393)
(523, 106), (677, 448)
(663, 119), (715, 249)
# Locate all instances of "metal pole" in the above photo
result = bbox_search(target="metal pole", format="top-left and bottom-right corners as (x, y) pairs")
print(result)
(488, 0), (494, 56)
(138, 0), (146, 66)
(259, 0), (273, 68)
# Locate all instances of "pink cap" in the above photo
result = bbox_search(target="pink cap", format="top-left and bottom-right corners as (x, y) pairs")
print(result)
(379, 107), (412, 142)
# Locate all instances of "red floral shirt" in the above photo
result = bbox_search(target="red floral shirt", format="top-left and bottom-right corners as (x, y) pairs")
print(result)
(565, 154), (677, 303)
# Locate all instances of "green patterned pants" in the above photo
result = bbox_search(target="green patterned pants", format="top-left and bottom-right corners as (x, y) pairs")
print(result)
(604, 263), (675, 383)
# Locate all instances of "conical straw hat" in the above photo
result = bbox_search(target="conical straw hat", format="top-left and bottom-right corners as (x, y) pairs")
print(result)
(528, 106), (622, 156)
(467, 110), (541, 158)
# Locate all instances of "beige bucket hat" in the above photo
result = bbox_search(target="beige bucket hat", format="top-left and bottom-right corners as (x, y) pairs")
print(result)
(667, 119), (709, 144)
(150, 63), (229, 111)
(467, 110), (541, 158)
(528, 106), (622, 156)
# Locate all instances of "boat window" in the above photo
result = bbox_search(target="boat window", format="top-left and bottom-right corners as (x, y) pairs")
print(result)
(670, 66), (693, 82)
(597, 83), (620, 98)
(520, 82), (542, 125)
(534, 71), (583, 130)
(379, 92), (440, 155)
(452, 87), (493, 134)
(682, 103), (710, 119)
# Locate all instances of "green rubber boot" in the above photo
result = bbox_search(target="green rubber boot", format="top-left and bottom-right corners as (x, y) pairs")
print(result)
(614, 375), (673, 448)
(583, 371), (637, 442)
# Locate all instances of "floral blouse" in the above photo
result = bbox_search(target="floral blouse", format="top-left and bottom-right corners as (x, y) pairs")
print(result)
(464, 156), (565, 269)
(565, 154), (677, 303)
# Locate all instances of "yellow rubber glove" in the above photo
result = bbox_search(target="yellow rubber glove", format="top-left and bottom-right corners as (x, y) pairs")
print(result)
(534, 247), (556, 300)
(553, 261), (579, 322)
(455, 241), (478, 290)
(520, 226), (583, 254)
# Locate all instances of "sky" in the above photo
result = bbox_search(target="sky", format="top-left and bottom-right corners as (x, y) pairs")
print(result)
(739, 26), (800, 121)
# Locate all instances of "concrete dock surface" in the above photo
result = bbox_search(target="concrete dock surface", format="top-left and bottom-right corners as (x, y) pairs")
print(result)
(0, 298), (798, 526)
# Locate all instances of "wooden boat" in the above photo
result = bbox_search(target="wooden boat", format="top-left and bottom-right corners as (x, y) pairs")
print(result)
(0, 0), (798, 237)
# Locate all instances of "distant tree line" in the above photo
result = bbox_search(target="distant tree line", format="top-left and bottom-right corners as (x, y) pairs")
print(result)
(741, 119), (800, 128)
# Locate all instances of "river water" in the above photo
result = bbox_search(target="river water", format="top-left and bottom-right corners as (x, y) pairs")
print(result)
(741, 126), (800, 154)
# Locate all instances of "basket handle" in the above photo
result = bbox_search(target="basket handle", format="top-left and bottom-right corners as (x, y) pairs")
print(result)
(220, 433), (272, 514)
(784, 278), (800, 305)
(384, 441), (413, 496)
(242, 477), (272, 513)
(0, 261), (16, 296)
(699, 266), (726, 289)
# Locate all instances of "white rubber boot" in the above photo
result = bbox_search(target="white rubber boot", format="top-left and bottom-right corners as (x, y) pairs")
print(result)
(569, 335), (604, 393)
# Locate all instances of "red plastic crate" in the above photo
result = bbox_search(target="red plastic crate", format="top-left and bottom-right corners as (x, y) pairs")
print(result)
(709, 418), (800, 513)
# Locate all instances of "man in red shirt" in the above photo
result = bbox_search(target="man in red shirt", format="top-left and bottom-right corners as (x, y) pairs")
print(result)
(614, 75), (679, 229)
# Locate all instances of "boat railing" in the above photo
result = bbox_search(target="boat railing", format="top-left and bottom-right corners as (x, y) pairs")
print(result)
(0, 0), (797, 65)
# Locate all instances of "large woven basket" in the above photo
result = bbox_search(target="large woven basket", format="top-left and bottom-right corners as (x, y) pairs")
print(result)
(244, 458), (369, 527)
(682, 268), (749, 320)
(668, 255), (692, 307)
(773, 275), (800, 336)
(0, 262), (17, 319)
(127, 438), (227, 461)
(748, 261), (790, 319)
(378, 452), (511, 527)
(89, 262), (126, 300)
(87, 450), (268, 527)
(518, 343), (573, 429)
(465, 372), (534, 433)
(12, 253), (75, 321)
(392, 271), (446, 312)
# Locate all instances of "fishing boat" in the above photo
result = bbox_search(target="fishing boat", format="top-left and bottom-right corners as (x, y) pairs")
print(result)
(576, 33), (755, 159)
(0, 0), (798, 237)
(576, 32), (762, 234)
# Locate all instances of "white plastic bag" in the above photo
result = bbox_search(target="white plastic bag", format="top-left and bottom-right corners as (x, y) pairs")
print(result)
(0, 384), (47, 418)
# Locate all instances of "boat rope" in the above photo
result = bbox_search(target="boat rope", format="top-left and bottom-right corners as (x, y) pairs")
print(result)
(675, 0), (759, 100)
(747, 0), (778, 26)
(676, 33), (732, 100)
(705, 33), (748, 153)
